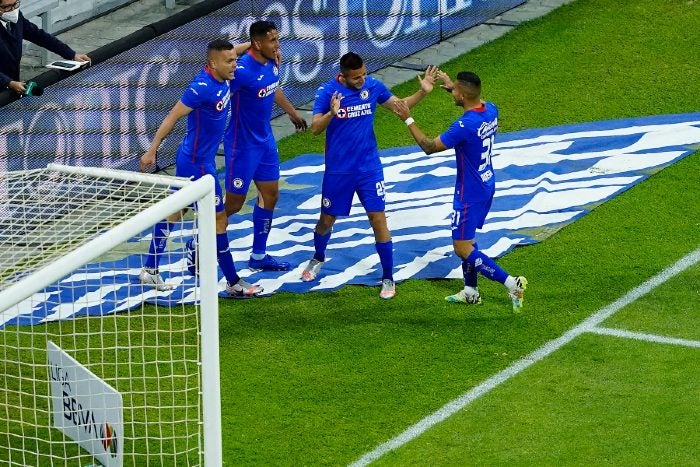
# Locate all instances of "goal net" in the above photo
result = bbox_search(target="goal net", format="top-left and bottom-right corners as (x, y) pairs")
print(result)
(0, 165), (221, 466)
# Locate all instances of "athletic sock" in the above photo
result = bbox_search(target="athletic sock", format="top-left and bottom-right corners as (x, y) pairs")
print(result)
(145, 221), (172, 269)
(252, 204), (273, 257)
(375, 240), (394, 281)
(466, 247), (508, 284)
(313, 230), (331, 262)
(216, 233), (239, 285)
(462, 242), (478, 287)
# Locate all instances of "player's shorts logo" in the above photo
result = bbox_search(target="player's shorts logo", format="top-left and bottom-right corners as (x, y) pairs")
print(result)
(233, 178), (244, 189)
(215, 99), (225, 111)
(336, 108), (347, 119)
(360, 89), (369, 100)
(322, 197), (331, 208)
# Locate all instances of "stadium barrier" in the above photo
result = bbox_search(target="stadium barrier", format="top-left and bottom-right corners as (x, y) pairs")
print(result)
(0, 0), (525, 172)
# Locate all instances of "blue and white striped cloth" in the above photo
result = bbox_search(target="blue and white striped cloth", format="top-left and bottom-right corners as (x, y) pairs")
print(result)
(4, 112), (699, 327)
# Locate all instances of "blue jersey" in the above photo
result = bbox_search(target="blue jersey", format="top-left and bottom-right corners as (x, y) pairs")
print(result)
(440, 102), (499, 206)
(177, 67), (231, 164)
(224, 51), (279, 148)
(313, 76), (392, 174)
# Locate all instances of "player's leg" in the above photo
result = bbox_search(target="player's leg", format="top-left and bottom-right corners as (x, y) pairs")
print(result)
(215, 210), (263, 298)
(300, 212), (335, 282)
(140, 209), (183, 290)
(141, 156), (193, 290)
(248, 141), (290, 271)
(359, 173), (395, 299)
(186, 161), (263, 298)
(300, 173), (351, 282)
(248, 179), (290, 270)
(450, 202), (527, 310)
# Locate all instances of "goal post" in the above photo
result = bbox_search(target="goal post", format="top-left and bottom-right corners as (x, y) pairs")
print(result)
(0, 165), (221, 466)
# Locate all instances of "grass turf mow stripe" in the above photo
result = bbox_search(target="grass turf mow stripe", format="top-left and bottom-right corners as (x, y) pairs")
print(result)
(350, 245), (700, 466)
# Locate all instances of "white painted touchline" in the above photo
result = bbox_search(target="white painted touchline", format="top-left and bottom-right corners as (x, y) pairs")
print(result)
(350, 246), (700, 466)
(588, 326), (700, 348)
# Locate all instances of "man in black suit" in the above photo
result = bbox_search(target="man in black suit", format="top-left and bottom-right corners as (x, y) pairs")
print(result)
(1, 0), (90, 94)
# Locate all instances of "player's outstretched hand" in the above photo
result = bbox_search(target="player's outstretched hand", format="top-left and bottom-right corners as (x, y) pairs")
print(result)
(437, 70), (454, 93)
(393, 99), (411, 121)
(418, 65), (438, 93)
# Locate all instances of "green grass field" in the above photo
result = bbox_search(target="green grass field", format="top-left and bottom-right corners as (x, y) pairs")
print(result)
(2, 0), (699, 465)
(220, 0), (700, 464)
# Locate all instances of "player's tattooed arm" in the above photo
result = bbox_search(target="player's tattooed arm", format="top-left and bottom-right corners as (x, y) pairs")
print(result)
(392, 100), (447, 155)
(417, 136), (440, 154)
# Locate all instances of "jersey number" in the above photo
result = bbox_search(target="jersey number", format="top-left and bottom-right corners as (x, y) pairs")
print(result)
(375, 181), (386, 201)
(479, 135), (494, 172)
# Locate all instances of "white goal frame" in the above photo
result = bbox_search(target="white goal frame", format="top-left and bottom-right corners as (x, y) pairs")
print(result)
(0, 164), (222, 466)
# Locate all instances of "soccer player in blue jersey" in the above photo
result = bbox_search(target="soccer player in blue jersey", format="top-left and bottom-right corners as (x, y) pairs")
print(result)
(393, 71), (527, 311)
(223, 20), (307, 272)
(299, 52), (437, 299)
(139, 38), (264, 298)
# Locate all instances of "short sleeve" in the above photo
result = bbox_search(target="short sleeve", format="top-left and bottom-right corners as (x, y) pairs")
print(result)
(439, 119), (465, 149)
(375, 80), (393, 105)
(180, 81), (206, 110)
(229, 65), (252, 93)
(312, 85), (331, 115)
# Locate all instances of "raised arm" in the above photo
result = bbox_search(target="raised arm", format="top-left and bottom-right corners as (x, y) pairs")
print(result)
(381, 65), (437, 114)
(310, 91), (342, 136)
(392, 100), (448, 155)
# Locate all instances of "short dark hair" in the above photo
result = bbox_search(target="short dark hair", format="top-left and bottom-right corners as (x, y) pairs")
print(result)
(456, 71), (481, 98)
(207, 38), (234, 58)
(339, 52), (364, 73)
(250, 20), (277, 40)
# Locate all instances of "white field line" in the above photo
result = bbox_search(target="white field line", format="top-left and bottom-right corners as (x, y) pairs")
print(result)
(589, 326), (700, 348)
(350, 246), (700, 467)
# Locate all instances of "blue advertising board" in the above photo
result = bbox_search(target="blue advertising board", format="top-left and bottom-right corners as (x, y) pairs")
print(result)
(0, 0), (524, 172)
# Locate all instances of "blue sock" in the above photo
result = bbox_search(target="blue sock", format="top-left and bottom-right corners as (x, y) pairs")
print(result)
(313, 230), (331, 262)
(462, 261), (478, 288)
(145, 221), (172, 269)
(216, 233), (239, 284)
(375, 240), (394, 281)
(466, 247), (508, 284)
(462, 242), (479, 287)
(252, 205), (273, 257)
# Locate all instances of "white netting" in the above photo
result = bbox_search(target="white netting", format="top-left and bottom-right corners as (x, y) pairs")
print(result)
(0, 166), (220, 466)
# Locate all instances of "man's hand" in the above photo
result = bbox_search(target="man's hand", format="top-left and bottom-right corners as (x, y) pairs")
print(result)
(140, 149), (156, 172)
(437, 70), (454, 92)
(275, 49), (282, 67)
(417, 65), (438, 93)
(73, 53), (91, 65)
(8, 80), (26, 94)
(330, 91), (343, 116)
(393, 99), (411, 121)
(288, 111), (308, 132)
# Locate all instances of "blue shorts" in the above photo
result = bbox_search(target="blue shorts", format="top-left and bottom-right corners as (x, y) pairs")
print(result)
(225, 139), (280, 194)
(321, 170), (386, 217)
(175, 158), (225, 212)
(451, 198), (493, 241)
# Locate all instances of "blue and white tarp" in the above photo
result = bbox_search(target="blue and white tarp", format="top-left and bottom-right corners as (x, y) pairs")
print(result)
(3, 113), (700, 326)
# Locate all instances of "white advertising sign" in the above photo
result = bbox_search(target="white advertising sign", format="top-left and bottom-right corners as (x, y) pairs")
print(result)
(48, 341), (123, 467)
